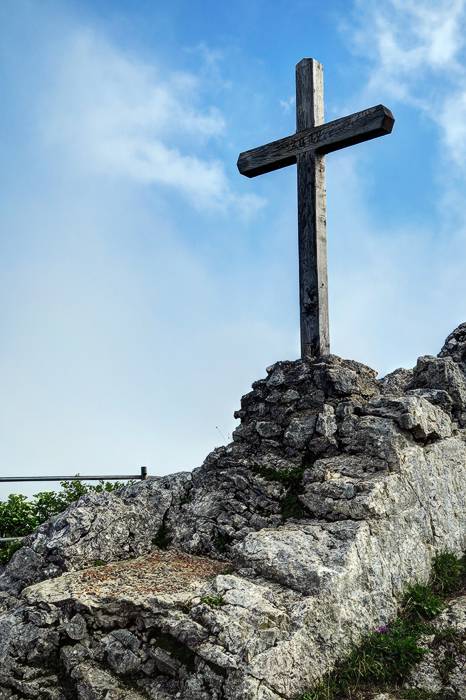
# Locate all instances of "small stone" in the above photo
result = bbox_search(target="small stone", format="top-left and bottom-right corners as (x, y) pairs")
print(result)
(266, 368), (286, 387)
(284, 414), (316, 449)
(315, 405), (337, 438)
(256, 421), (282, 438)
(282, 389), (300, 403)
(102, 630), (141, 674)
(64, 613), (87, 641)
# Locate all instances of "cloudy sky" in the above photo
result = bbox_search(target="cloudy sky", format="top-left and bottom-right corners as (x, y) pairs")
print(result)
(1, 0), (466, 496)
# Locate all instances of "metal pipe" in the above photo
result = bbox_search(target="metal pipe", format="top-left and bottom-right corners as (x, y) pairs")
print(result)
(0, 467), (153, 544)
(0, 466), (150, 483)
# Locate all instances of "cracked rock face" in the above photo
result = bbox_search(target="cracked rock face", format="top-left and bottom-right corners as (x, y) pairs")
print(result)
(0, 330), (466, 699)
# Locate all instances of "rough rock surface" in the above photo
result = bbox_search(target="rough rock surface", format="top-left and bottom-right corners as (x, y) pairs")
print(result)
(0, 329), (466, 699)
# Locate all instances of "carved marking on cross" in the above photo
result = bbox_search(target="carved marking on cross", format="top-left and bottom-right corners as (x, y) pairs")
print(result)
(237, 58), (394, 360)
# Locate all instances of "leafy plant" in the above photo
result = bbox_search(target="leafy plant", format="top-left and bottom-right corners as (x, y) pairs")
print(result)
(0, 539), (24, 565)
(0, 494), (40, 537)
(431, 551), (465, 595)
(200, 594), (225, 607)
(0, 479), (125, 564)
(402, 584), (444, 622)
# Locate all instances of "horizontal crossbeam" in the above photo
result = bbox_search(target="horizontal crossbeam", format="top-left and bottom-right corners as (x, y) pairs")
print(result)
(237, 104), (394, 178)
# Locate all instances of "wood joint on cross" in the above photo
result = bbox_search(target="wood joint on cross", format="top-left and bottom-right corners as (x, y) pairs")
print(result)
(237, 58), (394, 360)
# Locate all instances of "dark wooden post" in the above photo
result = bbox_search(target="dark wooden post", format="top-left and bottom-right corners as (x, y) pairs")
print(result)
(237, 59), (394, 360)
(296, 58), (329, 359)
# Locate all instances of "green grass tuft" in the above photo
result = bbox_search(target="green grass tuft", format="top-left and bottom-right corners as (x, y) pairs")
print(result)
(200, 594), (225, 607)
(402, 583), (444, 621)
(400, 690), (438, 700)
(431, 550), (466, 595)
(251, 463), (305, 487)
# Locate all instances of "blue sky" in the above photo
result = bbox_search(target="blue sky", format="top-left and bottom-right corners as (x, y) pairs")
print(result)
(1, 0), (466, 496)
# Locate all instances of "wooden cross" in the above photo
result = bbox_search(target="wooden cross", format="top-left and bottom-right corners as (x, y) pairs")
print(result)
(237, 58), (394, 359)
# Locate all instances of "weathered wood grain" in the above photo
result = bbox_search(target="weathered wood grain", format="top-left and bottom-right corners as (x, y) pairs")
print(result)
(236, 57), (395, 360)
(237, 104), (394, 178)
(296, 59), (330, 358)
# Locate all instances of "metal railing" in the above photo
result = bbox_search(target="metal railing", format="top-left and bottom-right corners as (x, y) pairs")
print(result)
(0, 466), (149, 483)
(0, 466), (150, 543)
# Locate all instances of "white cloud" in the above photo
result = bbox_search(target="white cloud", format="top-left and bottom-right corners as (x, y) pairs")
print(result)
(320, 1), (466, 374)
(348, 0), (466, 163)
(325, 152), (466, 372)
(0, 7), (282, 498)
(280, 95), (295, 114)
(40, 30), (263, 214)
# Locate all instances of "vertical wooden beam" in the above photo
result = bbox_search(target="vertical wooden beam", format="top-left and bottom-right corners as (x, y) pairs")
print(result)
(296, 58), (329, 359)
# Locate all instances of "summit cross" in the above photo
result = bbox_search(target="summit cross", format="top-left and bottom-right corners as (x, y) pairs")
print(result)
(237, 58), (394, 359)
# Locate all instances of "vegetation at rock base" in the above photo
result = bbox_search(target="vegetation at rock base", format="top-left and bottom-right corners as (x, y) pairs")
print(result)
(251, 463), (306, 487)
(251, 463), (308, 520)
(431, 551), (466, 595)
(401, 583), (444, 621)
(200, 594), (226, 607)
(91, 559), (107, 567)
(299, 550), (466, 700)
(0, 480), (124, 564)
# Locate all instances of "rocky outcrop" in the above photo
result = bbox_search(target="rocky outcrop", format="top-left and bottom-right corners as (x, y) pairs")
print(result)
(0, 329), (465, 699)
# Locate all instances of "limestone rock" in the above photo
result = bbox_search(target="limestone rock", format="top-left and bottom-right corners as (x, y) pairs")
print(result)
(409, 354), (466, 426)
(439, 321), (466, 369)
(380, 367), (414, 396)
(0, 328), (465, 699)
(363, 395), (452, 440)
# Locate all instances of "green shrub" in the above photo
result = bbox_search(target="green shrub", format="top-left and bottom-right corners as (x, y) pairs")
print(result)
(251, 463), (305, 487)
(0, 494), (39, 537)
(0, 539), (24, 565)
(0, 479), (125, 564)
